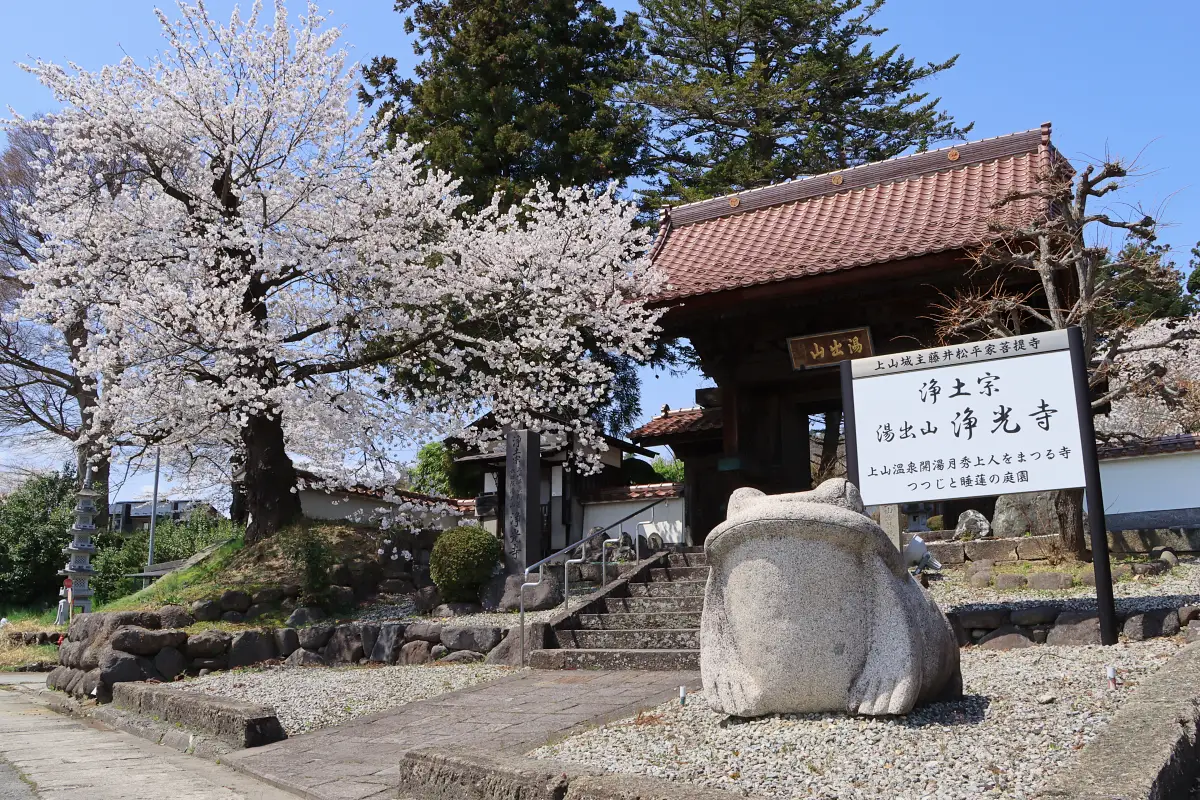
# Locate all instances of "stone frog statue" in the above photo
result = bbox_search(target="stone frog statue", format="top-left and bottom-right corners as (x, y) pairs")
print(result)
(700, 478), (962, 718)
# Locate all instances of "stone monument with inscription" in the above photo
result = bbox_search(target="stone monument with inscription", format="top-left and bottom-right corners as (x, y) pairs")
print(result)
(503, 429), (544, 574)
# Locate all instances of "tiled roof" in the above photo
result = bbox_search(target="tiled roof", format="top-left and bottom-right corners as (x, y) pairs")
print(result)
(1097, 434), (1200, 461)
(628, 407), (722, 444)
(586, 482), (684, 503)
(651, 125), (1056, 302)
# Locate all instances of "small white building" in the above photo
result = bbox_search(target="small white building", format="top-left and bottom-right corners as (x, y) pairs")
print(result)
(579, 483), (686, 546)
(296, 474), (471, 531)
(1094, 434), (1200, 535)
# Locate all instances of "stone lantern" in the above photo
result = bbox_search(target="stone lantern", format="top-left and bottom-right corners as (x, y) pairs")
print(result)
(60, 483), (101, 614)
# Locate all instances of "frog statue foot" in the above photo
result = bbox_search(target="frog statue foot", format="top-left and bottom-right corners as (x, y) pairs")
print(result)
(699, 478), (962, 718)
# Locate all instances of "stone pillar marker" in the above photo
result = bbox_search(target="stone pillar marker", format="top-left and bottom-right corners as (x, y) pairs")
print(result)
(879, 504), (905, 552)
(504, 429), (542, 575)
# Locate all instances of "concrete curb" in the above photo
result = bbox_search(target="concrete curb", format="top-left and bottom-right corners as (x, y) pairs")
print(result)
(398, 747), (761, 800)
(29, 687), (233, 760)
(1038, 641), (1200, 799)
(111, 682), (286, 748)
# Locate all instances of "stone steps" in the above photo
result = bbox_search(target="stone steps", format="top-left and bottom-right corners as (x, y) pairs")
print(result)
(627, 580), (707, 598)
(575, 612), (701, 630)
(534, 552), (705, 671)
(668, 552), (707, 567)
(604, 595), (703, 613)
(555, 628), (699, 650)
(648, 566), (710, 582)
(529, 648), (700, 671)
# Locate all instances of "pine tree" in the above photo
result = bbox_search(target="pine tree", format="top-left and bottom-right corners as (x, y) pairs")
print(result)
(361, 0), (648, 209)
(631, 0), (971, 204)
(1100, 240), (1197, 325)
(1189, 243), (1200, 298)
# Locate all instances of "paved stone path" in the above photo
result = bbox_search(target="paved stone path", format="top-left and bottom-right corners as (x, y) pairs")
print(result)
(0, 686), (301, 800)
(224, 669), (701, 800)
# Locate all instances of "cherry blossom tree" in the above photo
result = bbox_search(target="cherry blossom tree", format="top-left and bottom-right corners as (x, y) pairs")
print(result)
(1096, 316), (1200, 439)
(0, 123), (118, 520)
(11, 1), (662, 542)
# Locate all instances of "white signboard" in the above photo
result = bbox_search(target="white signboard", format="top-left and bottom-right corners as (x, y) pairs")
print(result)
(848, 330), (1086, 506)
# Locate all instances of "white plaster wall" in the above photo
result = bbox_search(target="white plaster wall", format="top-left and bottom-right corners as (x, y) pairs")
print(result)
(581, 497), (686, 545)
(1093, 450), (1200, 515)
(298, 490), (459, 529)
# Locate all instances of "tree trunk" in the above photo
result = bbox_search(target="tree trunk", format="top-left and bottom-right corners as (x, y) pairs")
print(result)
(241, 412), (302, 544)
(229, 449), (248, 525)
(818, 410), (842, 480)
(1054, 487), (1089, 560)
(75, 446), (111, 530)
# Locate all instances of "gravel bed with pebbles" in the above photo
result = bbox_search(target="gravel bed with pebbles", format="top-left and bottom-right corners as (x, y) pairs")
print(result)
(928, 557), (1200, 613)
(531, 639), (1183, 799)
(175, 663), (510, 734)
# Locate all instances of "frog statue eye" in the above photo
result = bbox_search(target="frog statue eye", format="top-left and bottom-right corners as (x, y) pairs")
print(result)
(725, 487), (766, 518)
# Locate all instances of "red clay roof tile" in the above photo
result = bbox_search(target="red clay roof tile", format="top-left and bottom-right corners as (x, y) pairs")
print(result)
(629, 407), (722, 443)
(651, 126), (1055, 302)
(586, 482), (684, 502)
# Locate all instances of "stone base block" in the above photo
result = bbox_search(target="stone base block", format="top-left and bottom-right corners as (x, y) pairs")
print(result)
(111, 683), (285, 748)
(926, 541), (965, 565)
(399, 747), (755, 800)
(964, 539), (1019, 562)
(1015, 535), (1064, 561)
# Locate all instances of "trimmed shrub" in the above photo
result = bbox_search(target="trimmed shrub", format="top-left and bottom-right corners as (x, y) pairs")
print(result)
(926, 515), (944, 532)
(429, 525), (501, 603)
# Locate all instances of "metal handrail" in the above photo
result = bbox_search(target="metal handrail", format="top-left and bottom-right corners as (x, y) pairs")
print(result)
(519, 497), (667, 666)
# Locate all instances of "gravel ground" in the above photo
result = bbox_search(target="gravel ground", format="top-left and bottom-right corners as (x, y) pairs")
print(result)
(531, 639), (1183, 799)
(175, 663), (510, 734)
(929, 557), (1200, 614)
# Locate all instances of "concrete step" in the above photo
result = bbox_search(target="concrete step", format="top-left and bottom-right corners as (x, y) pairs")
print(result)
(668, 552), (708, 567)
(555, 628), (699, 650)
(530, 648), (699, 671)
(576, 612), (702, 630)
(649, 566), (710, 582)
(605, 596), (703, 613)
(628, 580), (707, 598)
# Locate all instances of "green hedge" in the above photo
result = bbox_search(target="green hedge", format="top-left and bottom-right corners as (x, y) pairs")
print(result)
(429, 525), (501, 603)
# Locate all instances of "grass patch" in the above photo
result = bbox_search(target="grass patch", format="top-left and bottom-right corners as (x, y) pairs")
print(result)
(97, 520), (381, 614)
(987, 555), (1148, 583)
(0, 641), (58, 671)
(0, 606), (59, 632)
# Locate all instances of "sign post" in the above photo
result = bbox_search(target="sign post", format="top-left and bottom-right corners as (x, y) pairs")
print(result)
(840, 327), (1118, 644)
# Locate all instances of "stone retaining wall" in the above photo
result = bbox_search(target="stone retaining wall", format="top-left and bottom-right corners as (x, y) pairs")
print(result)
(4, 630), (61, 646)
(47, 607), (526, 703)
(948, 602), (1200, 649)
(399, 747), (761, 800)
(919, 534), (1068, 565)
(920, 530), (1200, 562)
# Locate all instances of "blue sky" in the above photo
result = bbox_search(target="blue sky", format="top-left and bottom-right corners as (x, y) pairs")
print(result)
(2, 0), (1197, 498)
